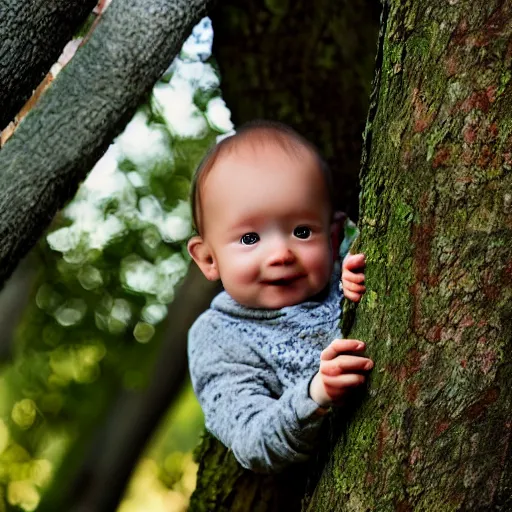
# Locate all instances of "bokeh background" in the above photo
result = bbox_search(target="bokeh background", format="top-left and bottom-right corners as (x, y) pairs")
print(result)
(0, 17), (230, 512)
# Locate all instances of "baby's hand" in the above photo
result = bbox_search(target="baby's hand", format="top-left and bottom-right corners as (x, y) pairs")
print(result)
(342, 253), (366, 302)
(309, 339), (373, 407)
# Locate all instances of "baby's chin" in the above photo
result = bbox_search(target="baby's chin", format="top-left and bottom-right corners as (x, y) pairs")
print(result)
(233, 286), (323, 310)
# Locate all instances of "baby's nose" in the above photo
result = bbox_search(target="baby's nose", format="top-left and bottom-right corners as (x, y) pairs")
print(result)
(267, 245), (296, 266)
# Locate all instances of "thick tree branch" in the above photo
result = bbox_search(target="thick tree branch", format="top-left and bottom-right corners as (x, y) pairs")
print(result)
(0, 0), (97, 129)
(0, 0), (214, 289)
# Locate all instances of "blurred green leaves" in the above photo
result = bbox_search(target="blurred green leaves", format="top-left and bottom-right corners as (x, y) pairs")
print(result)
(0, 17), (231, 512)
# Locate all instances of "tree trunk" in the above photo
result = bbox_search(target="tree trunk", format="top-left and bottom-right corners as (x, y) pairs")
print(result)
(210, 0), (380, 218)
(0, 0), (97, 130)
(0, 0), (213, 290)
(190, 433), (323, 512)
(307, 0), (512, 509)
(192, 1), (512, 510)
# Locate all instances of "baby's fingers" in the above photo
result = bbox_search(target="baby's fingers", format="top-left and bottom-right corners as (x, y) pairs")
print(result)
(344, 290), (358, 302)
(321, 339), (366, 360)
(342, 281), (366, 302)
(343, 280), (366, 294)
(343, 289), (364, 302)
(343, 253), (366, 272)
(320, 355), (373, 376)
(322, 373), (367, 389)
(321, 339), (365, 360)
(343, 271), (366, 285)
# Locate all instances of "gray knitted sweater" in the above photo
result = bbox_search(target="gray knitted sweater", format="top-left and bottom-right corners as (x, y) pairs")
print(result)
(188, 265), (342, 473)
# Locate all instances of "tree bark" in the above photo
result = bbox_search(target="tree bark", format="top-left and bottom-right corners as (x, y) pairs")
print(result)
(210, 0), (380, 218)
(0, 0), (97, 130)
(307, 0), (512, 509)
(0, 0), (214, 290)
(190, 433), (320, 512)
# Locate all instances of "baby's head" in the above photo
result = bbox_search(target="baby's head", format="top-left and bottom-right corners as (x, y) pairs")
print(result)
(187, 120), (336, 309)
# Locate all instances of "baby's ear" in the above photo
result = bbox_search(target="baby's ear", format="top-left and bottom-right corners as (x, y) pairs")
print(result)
(187, 236), (220, 281)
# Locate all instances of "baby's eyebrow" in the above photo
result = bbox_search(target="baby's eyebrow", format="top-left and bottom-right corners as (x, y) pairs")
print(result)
(228, 225), (258, 236)
(228, 215), (261, 231)
(222, 222), (256, 238)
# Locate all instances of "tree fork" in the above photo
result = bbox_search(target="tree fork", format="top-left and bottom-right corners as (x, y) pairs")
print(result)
(307, 0), (512, 509)
(0, 0), (214, 290)
(0, 0), (97, 130)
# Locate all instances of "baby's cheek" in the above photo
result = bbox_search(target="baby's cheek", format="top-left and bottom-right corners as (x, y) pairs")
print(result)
(230, 257), (260, 285)
(305, 246), (332, 277)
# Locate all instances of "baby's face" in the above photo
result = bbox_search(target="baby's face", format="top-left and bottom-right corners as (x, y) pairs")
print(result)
(199, 143), (333, 309)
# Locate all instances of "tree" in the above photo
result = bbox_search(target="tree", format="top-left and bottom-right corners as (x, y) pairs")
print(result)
(1, 2), (378, 508)
(1, 2), (218, 511)
(308, 0), (512, 509)
(0, 0), (213, 289)
(210, 0), (381, 218)
(190, 0), (512, 510)
(0, 0), (96, 129)
(1, 0), (511, 510)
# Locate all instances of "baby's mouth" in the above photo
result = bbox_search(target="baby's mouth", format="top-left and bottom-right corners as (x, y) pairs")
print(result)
(264, 275), (304, 286)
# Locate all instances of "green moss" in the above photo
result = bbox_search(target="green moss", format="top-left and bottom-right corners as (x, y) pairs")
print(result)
(366, 290), (379, 310)
(264, 0), (289, 16)
(406, 33), (430, 60)
(426, 125), (450, 161)
(331, 411), (381, 496)
(486, 167), (504, 179)
(388, 42), (404, 65)
(388, 117), (409, 148)
(394, 201), (415, 226)
(497, 69), (511, 96)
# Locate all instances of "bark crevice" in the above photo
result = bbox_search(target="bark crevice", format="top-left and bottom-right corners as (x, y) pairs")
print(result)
(0, 0), (97, 129)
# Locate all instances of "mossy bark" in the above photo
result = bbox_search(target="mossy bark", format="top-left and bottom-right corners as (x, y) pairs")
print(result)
(0, 0), (97, 129)
(308, 0), (512, 510)
(210, 0), (380, 218)
(190, 432), (325, 512)
(0, 0), (214, 290)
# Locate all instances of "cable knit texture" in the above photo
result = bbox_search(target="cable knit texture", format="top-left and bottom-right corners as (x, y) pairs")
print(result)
(188, 265), (342, 473)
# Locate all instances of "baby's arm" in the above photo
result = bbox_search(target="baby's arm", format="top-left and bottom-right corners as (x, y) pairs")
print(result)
(189, 325), (325, 473)
(309, 338), (373, 407)
(342, 253), (366, 302)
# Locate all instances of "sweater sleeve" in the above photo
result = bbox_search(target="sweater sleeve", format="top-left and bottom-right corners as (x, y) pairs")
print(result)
(188, 319), (326, 473)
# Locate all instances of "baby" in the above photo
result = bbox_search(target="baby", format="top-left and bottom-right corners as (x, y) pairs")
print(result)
(187, 121), (371, 473)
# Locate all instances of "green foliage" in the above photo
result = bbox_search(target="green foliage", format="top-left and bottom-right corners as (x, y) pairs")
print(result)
(0, 18), (230, 512)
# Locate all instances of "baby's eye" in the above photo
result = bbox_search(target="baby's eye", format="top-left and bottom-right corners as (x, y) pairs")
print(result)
(240, 232), (260, 245)
(293, 226), (311, 239)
